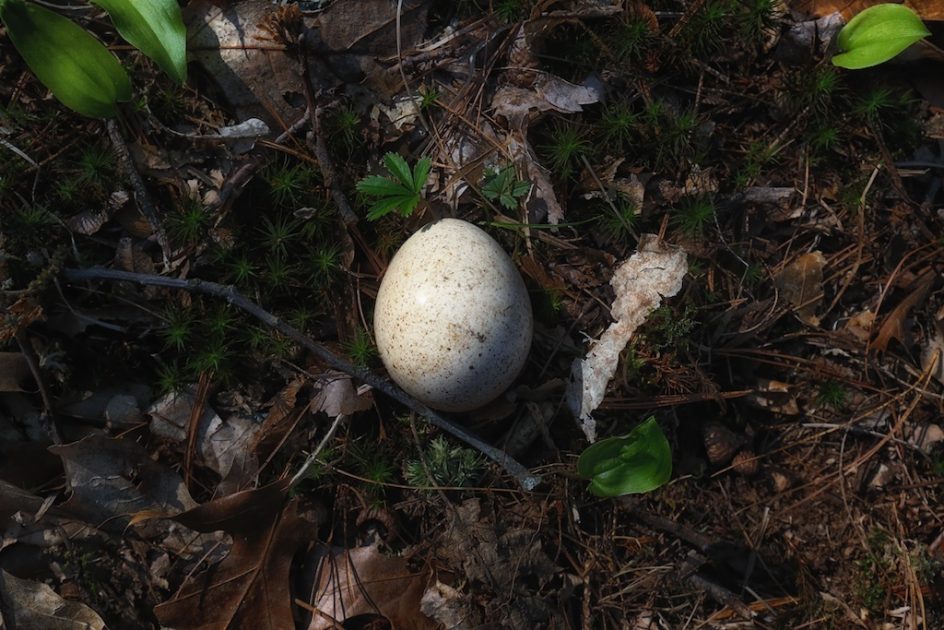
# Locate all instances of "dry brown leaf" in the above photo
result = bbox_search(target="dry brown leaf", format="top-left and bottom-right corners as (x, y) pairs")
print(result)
(148, 390), (261, 493)
(872, 273), (934, 352)
(0, 352), (32, 393)
(0, 297), (44, 342)
(304, 544), (436, 630)
(154, 480), (308, 630)
(566, 236), (688, 441)
(744, 379), (800, 415)
(775, 251), (825, 326)
(0, 570), (106, 630)
(790, 0), (944, 20)
(49, 434), (196, 534)
(185, 0), (306, 129)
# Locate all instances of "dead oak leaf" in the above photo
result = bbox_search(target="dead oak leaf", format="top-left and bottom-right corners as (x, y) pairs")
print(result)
(0, 570), (106, 630)
(775, 251), (825, 326)
(872, 272), (934, 353)
(302, 543), (436, 630)
(153, 480), (310, 630)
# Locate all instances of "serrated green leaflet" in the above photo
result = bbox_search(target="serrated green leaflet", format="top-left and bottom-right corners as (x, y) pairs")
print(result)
(577, 417), (672, 497)
(0, 0), (131, 118)
(356, 153), (431, 220)
(832, 4), (930, 70)
(91, 0), (187, 84)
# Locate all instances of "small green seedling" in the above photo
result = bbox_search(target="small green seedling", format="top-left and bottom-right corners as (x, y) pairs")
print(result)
(356, 152), (431, 220)
(577, 416), (672, 497)
(0, 0), (186, 117)
(481, 165), (530, 210)
(832, 4), (930, 70)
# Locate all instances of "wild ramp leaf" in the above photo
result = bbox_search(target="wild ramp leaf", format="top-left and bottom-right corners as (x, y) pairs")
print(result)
(577, 417), (672, 497)
(0, 0), (131, 117)
(90, 0), (187, 84)
(832, 3), (930, 69)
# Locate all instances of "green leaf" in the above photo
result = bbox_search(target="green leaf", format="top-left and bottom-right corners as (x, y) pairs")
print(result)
(411, 157), (432, 195)
(382, 152), (414, 188)
(0, 0), (131, 117)
(576, 417), (672, 497)
(832, 4), (930, 70)
(356, 175), (411, 197)
(366, 195), (414, 221)
(90, 0), (187, 84)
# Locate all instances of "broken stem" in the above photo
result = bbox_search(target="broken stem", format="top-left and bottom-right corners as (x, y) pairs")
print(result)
(106, 120), (170, 268)
(62, 267), (542, 491)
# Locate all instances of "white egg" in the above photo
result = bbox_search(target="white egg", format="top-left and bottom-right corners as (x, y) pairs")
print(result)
(373, 218), (533, 412)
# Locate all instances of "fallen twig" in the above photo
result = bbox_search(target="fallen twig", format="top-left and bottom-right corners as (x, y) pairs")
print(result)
(62, 267), (542, 491)
(106, 120), (171, 268)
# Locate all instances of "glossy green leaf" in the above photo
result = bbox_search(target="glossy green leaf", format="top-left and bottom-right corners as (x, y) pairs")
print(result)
(0, 0), (131, 118)
(832, 4), (930, 70)
(577, 417), (672, 497)
(383, 152), (414, 189)
(91, 0), (187, 84)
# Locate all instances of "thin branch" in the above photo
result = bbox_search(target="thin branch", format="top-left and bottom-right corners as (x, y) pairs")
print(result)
(106, 120), (171, 268)
(289, 412), (347, 487)
(299, 31), (358, 226)
(62, 267), (542, 491)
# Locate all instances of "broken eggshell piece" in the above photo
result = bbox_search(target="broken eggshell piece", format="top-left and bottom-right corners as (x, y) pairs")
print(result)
(373, 218), (533, 412)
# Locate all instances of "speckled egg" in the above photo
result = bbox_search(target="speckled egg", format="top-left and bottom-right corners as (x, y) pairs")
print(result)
(373, 218), (533, 412)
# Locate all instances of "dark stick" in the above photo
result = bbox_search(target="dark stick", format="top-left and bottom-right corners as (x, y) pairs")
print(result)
(62, 267), (542, 491)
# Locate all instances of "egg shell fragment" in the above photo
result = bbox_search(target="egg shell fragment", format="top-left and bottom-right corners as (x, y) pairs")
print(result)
(373, 218), (533, 412)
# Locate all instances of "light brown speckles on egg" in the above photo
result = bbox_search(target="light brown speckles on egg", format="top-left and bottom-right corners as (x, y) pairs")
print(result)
(373, 219), (533, 412)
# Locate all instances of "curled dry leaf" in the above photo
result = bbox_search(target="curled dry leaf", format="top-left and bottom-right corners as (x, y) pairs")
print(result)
(0, 570), (106, 630)
(566, 236), (688, 441)
(872, 271), (934, 352)
(0, 297), (44, 342)
(775, 251), (825, 326)
(66, 208), (109, 236)
(148, 390), (261, 492)
(303, 543), (436, 630)
(49, 434), (196, 534)
(154, 480), (309, 630)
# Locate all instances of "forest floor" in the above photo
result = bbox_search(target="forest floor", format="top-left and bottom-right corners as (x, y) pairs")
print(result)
(2, 0), (944, 628)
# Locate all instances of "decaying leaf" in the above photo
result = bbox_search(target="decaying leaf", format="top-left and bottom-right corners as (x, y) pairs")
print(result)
(154, 480), (308, 630)
(432, 498), (562, 627)
(303, 543), (436, 630)
(185, 0), (306, 129)
(310, 371), (373, 417)
(492, 76), (602, 127)
(0, 570), (106, 629)
(790, 0), (944, 21)
(421, 580), (483, 629)
(566, 236), (688, 441)
(0, 352), (32, 393)
(0, 297), (44, 342)
(775, 251), (825, 326)
(148, 390), (261, 492)
(872, 272), (934, 352)
(744, 379), (801, 415)
(49, 434), (196, 534)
